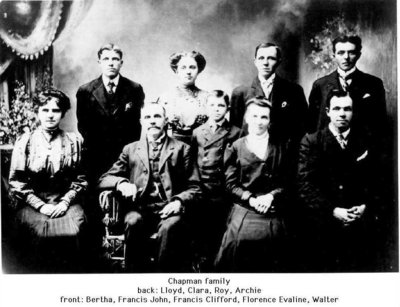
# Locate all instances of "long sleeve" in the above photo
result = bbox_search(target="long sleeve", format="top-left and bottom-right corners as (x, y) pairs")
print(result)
(9, 133), (44, 209)
(230, 87), (246, 128)
(224, 143), (249, 203)
(307, 82), (322, 134)
(170, 143), (202, 207)
(97, 145), (131, 190)
(297, 134), (334, 218)
(60, 133), (88, 206)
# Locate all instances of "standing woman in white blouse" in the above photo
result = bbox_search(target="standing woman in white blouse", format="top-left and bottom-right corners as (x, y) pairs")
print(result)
(9, 89), (88, 272)
(215, 97), (290, 272)
(159, 51), (209, 144)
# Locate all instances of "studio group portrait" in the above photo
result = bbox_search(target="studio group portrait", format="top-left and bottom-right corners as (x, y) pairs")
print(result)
(0, 0), (397, 274)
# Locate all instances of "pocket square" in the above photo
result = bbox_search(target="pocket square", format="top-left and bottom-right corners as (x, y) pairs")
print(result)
(356, 150), (368, 161)
(362, 93), (371, 99)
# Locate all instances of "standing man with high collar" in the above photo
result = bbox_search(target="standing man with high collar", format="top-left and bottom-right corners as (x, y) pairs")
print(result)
(76, 43), (145, 185)
(230, 42), (308, 148)
(76, 43), (145, 269)
(308, 35), (387, 139)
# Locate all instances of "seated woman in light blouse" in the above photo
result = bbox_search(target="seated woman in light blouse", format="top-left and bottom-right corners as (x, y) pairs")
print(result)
(159, 51), (209, 144)
(9, 88), (87, 272)
(215, 97), (289, 272)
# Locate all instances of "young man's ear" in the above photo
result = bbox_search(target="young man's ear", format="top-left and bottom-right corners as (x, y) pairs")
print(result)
(325, 107), (330, 116)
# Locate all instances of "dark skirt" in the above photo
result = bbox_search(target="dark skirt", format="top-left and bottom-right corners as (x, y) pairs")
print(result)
(215, 203), (288, 272)
(15, 204), (87, 272)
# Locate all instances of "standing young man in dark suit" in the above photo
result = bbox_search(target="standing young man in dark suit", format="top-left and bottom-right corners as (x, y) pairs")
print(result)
(308, 35), (386, 139)
(76, 43), (145, 270)
(230, 43), (308, 148)
(76, 43), (145, 184)
(298, 90), (378, 272)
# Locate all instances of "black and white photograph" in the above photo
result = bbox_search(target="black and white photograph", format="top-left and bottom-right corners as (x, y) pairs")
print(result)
(0, 0), (398, 306)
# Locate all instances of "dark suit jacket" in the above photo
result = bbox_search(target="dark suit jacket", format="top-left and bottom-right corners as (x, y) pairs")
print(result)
(97, 136), (201, 208)
(230, 75), (308, 146)
(297, 127), (375, 225)
(192, 121), (241, 197)
(308, 69), (387, 137)
(76, 75), (145, 182)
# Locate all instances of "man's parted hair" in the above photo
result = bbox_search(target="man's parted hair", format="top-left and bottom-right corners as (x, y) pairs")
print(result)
(97, 43), (123, 59)
(332, 35), (362, 54)
(141, 101), (167, 118)
(207, 90), (230, 107)
(245, 96), (272, 112)
(254, 42), (282, 61)
(326, 88), (353, 109)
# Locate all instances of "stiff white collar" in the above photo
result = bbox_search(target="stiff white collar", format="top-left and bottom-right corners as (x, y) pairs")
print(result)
(337, 67), (357, 79)
(329, 123), (350, 139)
(102, 74), (120, 88)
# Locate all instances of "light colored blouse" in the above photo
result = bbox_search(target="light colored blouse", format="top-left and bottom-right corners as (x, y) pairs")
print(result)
(9, 128), (87, 210)
(159, 85), (209, 137)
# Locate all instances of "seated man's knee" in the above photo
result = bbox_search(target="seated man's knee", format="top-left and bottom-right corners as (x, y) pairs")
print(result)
(124, 211), (144, 228)
(158, 215), (183, 237)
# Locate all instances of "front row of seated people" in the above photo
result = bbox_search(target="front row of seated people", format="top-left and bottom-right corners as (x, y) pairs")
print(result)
(8, 85), (377, 273)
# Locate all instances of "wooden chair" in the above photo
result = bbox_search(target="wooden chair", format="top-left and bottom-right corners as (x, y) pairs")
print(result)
(99, 190), (126, 270)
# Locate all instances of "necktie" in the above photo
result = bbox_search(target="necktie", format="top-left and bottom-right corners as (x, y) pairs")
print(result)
(107, 81), (115, 95)
(262, 80), (273, 99)
(211, 123), (219, 133)
(340, 74), (353, 92)
(336, 133), (347, 149)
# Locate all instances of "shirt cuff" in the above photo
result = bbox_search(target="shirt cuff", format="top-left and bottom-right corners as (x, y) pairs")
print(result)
(26, 194), (45, 210)
(60, 190), (78, 207)
(241, 191), (253, 202)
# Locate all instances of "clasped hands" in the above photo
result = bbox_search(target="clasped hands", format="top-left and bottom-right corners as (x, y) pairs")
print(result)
(249, 194), (274, 214)
(117, 181), (182, 219)
(333, 204), (366, 226)
(39, 201), (68, 218)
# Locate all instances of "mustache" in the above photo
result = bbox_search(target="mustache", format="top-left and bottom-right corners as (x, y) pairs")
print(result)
(147, 125), (162, 129)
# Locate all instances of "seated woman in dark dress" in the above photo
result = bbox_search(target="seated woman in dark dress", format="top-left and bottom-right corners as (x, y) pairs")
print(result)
(9, 88), (87, 272)
(215, 97), (289, 272)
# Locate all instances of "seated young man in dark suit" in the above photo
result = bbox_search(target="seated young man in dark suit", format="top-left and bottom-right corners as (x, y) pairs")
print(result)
(298, 89), (379, 272)
(98, 102), (201, 272)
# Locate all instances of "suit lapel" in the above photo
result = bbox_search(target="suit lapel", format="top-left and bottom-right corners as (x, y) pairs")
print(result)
(135, 139), (150, 173)
(270, 75), (283, 107)
(251, 77), (265, 97)
(204, 123), (230, 148)
(159, 137), (175, 171)
(201, 125), (213, 144)
(92, 76), (111, 116)
(112, 76), (129, 115)
(327, 70), (341, 90)
(324, 127), (344, 154)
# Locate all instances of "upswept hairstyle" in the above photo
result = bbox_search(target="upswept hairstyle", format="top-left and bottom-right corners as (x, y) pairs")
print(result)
(33, 88), (71, 116)
(169, 51), (206, 73)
